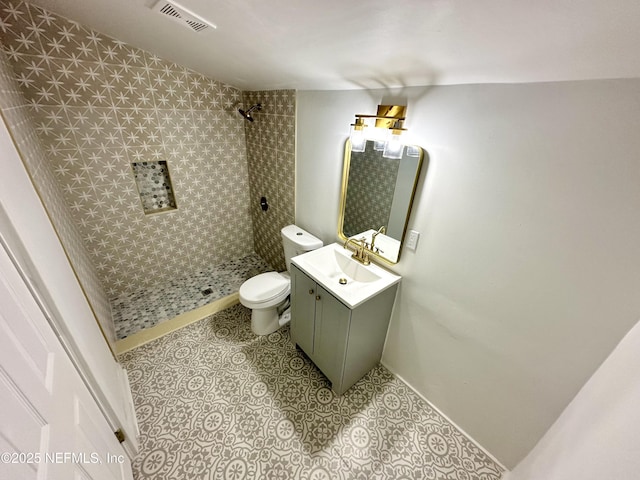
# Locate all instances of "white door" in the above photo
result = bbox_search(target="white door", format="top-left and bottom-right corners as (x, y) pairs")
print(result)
(0, 119), (138, 458)
(0, 243), (134, 480)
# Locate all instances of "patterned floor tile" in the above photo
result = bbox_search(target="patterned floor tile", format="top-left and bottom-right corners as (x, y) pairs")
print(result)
(111, 254), (272, 339)
(120, 305), (504, 480)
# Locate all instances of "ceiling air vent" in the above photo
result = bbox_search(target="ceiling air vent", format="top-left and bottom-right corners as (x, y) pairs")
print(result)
(152, 0), (216, 33)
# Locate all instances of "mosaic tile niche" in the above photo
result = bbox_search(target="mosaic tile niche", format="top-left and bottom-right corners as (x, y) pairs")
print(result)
(131, 161), (177, 214)
(0, 46), (117, 345)
(242, 90), (296, 271)
(0, 1), (255, 297)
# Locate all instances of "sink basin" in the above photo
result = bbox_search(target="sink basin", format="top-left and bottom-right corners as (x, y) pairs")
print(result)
(307, 245), (380, 283)
(291, 243), (401, 308)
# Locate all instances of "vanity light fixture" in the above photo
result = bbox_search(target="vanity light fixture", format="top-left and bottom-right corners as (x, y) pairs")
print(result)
(406, 145), (421, 157)
(349, 105), (407, 159)
(373, 140), (386, 151)
(349, 117), (367, 152)
(382, 120), (405, 159)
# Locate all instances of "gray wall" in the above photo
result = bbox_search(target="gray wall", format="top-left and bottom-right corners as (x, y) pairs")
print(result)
(296, 80), (640, 467)
(505, 318), (640, 479)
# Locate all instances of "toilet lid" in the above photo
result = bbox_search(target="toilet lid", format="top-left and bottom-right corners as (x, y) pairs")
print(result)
(240, 272), (290, 303)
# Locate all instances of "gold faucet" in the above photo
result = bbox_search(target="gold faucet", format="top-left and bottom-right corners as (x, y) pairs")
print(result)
(370, 226), (386, 253)
(343, 236), (370, 265)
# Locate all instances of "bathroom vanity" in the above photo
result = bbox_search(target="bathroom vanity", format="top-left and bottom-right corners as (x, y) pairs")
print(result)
(290, 243), (400, 395)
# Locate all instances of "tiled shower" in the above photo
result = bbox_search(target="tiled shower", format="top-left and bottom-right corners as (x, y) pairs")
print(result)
(0, 0), (296, 339)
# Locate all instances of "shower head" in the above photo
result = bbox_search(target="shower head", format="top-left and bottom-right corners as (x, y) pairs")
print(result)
(238, 103), (262, 122)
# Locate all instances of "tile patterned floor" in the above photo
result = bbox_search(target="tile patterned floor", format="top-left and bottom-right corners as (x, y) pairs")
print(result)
(111, 254), (272, 339)
(120, 304), (504, 480)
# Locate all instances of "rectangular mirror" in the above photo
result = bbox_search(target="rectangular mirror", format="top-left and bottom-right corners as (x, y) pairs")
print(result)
(338, 139), (424, 263)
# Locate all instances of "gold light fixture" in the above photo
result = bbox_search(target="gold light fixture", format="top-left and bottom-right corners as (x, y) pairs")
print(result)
(349, 117), (367, 153)
(349, 105), (407, 159)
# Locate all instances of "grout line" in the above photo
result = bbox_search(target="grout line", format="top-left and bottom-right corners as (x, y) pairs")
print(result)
(380, 360), (509, 474)
(115, 292), (240, 355)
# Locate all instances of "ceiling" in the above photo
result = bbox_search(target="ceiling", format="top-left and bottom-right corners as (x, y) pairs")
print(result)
(29, 0), (640, 91)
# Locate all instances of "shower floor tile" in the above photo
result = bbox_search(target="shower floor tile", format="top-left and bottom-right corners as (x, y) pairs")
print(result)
(111, 254), (272, 339)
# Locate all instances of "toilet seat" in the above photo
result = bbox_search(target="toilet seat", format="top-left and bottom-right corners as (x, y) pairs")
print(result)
(239, 272), (290, 309)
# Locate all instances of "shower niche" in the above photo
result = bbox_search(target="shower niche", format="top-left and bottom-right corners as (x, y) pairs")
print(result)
(131, 161), (177, 214)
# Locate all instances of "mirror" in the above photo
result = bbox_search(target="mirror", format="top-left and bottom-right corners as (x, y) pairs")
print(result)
(338, 139), (423, 263)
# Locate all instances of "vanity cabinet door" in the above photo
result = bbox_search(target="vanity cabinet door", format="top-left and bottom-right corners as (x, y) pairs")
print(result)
(290, 264), (317, 354)
(313, 285), (350, 390)
(291, 262), (398, 396)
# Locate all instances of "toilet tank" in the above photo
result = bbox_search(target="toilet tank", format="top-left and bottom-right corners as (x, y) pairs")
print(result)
(281, 225), (323, 272)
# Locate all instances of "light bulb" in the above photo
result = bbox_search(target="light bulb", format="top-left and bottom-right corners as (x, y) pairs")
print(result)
(349, 118), (367, 152)
(382, 130), (404, 159)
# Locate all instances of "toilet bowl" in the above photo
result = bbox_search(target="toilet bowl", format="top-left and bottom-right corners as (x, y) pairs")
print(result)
(239, 272), (290, 335)
(239, 225), (322, 335)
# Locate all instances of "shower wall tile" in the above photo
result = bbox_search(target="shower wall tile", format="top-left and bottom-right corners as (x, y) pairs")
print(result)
(242, 89), (296, 271)
(0, 0), (254, 297)
(0, 46), (117, 345)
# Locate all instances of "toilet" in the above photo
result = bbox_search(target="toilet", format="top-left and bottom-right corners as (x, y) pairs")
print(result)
(239, 225), (323, 335)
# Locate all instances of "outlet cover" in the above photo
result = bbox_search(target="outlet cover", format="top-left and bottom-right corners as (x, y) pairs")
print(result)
(406, 230), (420, 251)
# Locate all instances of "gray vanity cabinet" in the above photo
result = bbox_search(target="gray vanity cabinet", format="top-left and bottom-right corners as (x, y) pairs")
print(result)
(290, 264), (321, 354)
(290, 264), (398, 395)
